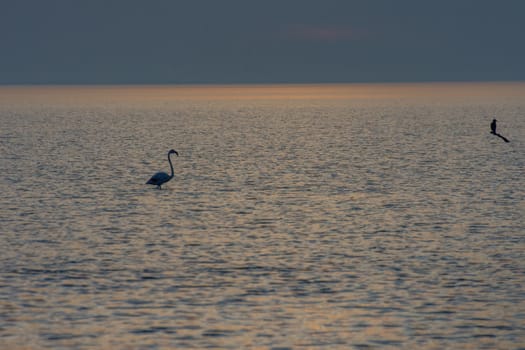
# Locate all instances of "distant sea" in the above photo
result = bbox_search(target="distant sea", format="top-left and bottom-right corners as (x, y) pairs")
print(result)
(1, 83), (524, 349)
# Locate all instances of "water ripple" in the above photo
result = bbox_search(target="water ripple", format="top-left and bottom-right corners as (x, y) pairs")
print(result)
(1, 85), (524, 349)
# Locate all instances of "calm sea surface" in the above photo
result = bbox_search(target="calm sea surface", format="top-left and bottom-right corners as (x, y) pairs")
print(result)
(1, 83), (524, 349)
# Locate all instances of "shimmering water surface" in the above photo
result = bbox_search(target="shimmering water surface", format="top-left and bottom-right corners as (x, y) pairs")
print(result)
(1, 83), (524, 349)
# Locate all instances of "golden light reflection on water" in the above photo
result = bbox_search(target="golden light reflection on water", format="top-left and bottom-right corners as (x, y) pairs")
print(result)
(1, 82), (525, 105)
(1, 83), (524, 349)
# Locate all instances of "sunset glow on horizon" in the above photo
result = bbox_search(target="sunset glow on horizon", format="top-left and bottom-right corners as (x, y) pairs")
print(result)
(2, 82), (524, 106)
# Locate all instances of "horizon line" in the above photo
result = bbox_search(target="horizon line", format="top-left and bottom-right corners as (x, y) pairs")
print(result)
(1, 79), (525, 88)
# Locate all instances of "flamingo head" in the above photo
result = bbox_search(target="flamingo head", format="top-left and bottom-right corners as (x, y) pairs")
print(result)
(169, 149), (179, 156)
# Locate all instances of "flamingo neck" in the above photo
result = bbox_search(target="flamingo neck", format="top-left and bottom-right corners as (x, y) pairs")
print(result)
(168, 152), (174, 178)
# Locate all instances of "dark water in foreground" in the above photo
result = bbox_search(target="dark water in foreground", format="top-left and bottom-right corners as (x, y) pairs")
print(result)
(1, 83), (524, 349)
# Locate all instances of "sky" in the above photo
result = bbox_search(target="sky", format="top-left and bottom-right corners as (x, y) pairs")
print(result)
(1, 0), (525, 84)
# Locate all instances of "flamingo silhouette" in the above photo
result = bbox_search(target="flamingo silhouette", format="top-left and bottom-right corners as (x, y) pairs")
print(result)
(146, 149), (179, 189)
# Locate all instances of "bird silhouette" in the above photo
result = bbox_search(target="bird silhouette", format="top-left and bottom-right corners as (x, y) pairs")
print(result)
(489, 118), (509, 143)
(146, 149), (179, 189)
(490, 118), (497, 134)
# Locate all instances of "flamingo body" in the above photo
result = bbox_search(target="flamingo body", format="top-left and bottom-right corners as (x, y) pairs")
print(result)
(146, 172), (172, 187)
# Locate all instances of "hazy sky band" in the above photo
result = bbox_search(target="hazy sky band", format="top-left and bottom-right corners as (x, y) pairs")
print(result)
(1, 0), (524, 84)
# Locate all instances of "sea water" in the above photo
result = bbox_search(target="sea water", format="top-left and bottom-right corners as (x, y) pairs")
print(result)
(1, 83), (524, 349)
